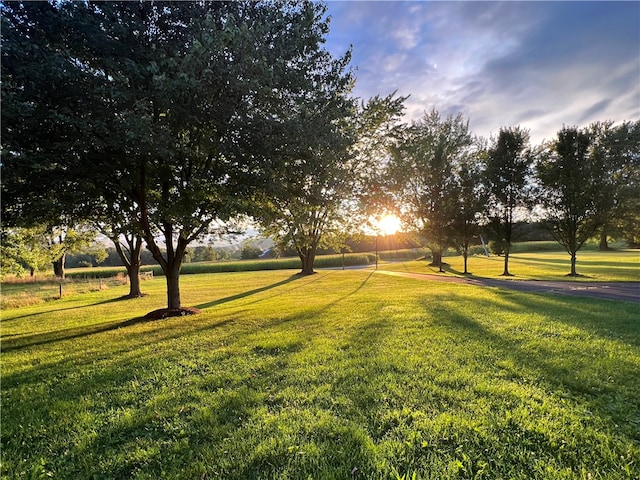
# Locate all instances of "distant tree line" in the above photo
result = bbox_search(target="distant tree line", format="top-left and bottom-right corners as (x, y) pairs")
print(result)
(2, 1), (638, 314)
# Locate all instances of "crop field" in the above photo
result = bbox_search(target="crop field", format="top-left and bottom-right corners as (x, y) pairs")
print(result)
(1, 251), (639, 479)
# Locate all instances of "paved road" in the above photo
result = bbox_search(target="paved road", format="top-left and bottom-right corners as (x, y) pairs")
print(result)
(374, 270), (640, 304)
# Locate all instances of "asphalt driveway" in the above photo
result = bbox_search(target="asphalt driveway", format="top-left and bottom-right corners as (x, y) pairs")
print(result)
(375, 270), (640, 304)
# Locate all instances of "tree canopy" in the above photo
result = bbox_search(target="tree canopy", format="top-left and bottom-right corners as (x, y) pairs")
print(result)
(2, 0), (357, 310)
(483, 126), (533, 276)
(385, 110), (474, 271)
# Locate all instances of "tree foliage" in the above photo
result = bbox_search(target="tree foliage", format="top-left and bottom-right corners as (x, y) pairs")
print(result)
(2, 1), (354, 309)
(590, 121), (640, 248)
(536, 124), (628, 275)
(450, 148), (488, 274)
(255, 93), (405, 275)
(386, 110), (473, 270)
(483, 126), (533, 276)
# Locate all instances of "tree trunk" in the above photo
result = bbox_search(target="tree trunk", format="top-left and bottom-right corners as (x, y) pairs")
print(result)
(430, 249), (443, 271)
(300, 248), (316, 275)
(463, 251), (469, 274)
(501, 250), (512, 276)
(598, 231), (609, 251)
(53, 253), (66, 279)
(113, 236), (144, 298)
(165, 264), (181, 309)
(570, 252), (578, 276)
(127, 263), (142, 297)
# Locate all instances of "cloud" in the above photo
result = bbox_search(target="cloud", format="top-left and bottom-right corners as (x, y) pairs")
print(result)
(325, 1), (640, 144)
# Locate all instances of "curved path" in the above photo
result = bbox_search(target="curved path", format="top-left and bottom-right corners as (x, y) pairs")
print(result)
(374, 270), (640, 304)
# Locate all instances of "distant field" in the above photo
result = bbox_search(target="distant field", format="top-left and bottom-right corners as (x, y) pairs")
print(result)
(62, 252), (378, 279)
(2, 268), (639, 479)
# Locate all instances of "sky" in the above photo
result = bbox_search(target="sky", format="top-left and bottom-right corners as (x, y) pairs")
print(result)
(323, 1), (640, 144)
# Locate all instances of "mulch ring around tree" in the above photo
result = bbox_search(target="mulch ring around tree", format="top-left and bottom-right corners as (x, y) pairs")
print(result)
(144, 307), (201, 320)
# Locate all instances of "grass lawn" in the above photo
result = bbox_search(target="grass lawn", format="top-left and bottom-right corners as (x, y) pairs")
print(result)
(1, 268), (639, 479)
(382, 248), (640, 282)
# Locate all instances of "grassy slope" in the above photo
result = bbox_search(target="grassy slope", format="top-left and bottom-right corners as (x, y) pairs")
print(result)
(2, 269), (639, 479)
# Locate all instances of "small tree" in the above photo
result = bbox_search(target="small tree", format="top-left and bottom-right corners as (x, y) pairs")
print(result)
(450, 149), (487, 274)
(0, 227), (50, 278)
(536, 126), (610, 276)
(44, 224), (98, 279)
(483, 127), (533, 276)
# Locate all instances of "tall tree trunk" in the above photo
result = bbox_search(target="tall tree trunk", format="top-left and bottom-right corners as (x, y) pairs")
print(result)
(53, 253), (66, 279)
(463, 251), (469, 274)
(598, 231), (609, 251)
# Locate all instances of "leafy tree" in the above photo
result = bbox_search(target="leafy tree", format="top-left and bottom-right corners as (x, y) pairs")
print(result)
(186, 246), (220, 263)
(450, 147), (488, 274)
(590, 121), (640, 249)
(483, 127), (533, 276)
(240, 244), (263, 260)
(44, 224), (99, 279)
(387, 110), (473, 272)
(0, 227), (51, 278)
(256, 94), (405, 275)
(3, 1), (352, 311)
(0, 224), (99, 279)
(536, 126), (611, 275)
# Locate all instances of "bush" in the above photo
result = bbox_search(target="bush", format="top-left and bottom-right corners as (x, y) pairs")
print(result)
(489, 240), (505, 256)
(240, 245), (263, 260)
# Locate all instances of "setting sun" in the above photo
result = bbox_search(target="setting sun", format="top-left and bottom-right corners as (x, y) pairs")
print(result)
(378, 214), (401, 235)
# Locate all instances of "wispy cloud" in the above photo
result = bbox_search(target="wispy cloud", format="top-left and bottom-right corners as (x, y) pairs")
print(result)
(325, 1), (640, 143)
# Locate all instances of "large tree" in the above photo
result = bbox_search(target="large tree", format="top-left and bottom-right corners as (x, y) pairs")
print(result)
(386, 110), (473, 271)
(483, 127), (533, 276)
(450, 147), (488, 275)
(590, 121), (640, 249)
(255, 94), (405, 275)
(1, 2), (102, 275)
(2, 1), (349, 312)
(536, 126), (611, 276)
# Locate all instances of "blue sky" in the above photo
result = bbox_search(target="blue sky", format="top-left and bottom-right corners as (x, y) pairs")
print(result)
(324, 1), (640, 144)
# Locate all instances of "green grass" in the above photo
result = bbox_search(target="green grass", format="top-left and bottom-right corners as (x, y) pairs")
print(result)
(382, 249), (640, 282)
(2, 268), (639, 479)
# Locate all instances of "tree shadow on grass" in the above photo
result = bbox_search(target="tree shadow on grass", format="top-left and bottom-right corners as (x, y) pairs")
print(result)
(4, 276), (309, 351)
(1, 315), (178, 352)
(434, 293), (640, 434)
(194, 274), (301, 310)
(513, 256), (640, 269)
(442, 264), (465, 275)
(2, 294), (149, 323)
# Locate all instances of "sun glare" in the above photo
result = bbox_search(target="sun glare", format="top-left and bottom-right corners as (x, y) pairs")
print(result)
(378, 214), (401, 235)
